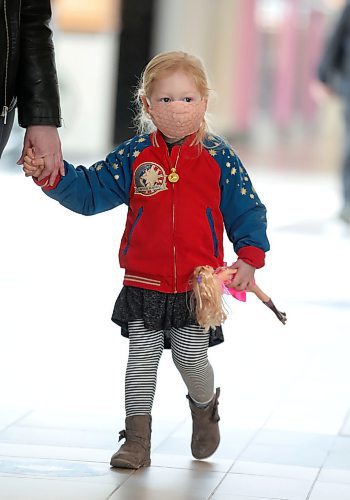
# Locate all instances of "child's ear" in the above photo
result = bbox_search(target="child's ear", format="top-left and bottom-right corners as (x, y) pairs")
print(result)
(141, 96), (150, 114)
(203, 97), (208, 111)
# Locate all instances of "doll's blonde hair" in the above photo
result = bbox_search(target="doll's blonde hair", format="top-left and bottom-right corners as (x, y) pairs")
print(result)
(134, 51), (211, 145)
(191, 265), (228, 332)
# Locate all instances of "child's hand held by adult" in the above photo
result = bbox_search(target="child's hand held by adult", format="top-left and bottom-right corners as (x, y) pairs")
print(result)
(23, 148), (45, 178)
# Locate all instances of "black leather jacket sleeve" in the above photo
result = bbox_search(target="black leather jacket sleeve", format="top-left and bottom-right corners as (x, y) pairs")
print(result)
(16, 0), (61, 127)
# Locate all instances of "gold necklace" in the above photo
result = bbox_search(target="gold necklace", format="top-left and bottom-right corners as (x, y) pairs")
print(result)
(168, 147), (181, 183)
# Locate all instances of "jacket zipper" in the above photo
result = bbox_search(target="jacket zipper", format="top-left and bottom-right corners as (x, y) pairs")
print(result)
(168, 146), (181, 293)
(1, 0), (10, 124)
(172, 184), (177, 293)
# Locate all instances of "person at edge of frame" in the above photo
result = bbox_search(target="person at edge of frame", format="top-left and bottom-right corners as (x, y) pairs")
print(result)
(0, 0), (64, 184)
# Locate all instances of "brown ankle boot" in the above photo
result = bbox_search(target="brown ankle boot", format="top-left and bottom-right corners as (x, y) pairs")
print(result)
(110, 414), (151, 469)
(187, 388), (220, 459)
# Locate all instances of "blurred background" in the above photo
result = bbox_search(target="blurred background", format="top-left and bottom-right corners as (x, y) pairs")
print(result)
(52, 0), (344, 173)
(57, 0), (346, 167)
(2, 0), (345, 169)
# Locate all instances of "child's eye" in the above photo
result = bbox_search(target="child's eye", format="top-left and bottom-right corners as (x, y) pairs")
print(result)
(183, 97), (192, 103)
(160, 97), (171, 103)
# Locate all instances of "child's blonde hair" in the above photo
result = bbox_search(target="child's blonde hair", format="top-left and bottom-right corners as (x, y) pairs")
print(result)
(134, 51), (211, 145)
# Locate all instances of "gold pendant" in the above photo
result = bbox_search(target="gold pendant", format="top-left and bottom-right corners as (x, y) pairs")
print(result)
(168, 169), (179, 183)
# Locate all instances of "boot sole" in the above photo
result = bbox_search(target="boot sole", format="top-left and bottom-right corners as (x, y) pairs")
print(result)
(192, 437), (220, 460)
(110, 458), (151, 469)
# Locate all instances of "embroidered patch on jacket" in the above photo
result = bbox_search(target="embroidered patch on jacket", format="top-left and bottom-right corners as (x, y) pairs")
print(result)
(134, 162), (167, 196)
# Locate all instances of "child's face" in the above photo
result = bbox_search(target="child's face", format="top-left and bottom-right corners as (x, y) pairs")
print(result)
(147, 69), (202, 105)
(143, 69), (207, 141)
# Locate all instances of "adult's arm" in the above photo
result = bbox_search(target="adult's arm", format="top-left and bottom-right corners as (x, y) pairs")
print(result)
(16, 0), (61, 126)
(17, 0), (63, 183)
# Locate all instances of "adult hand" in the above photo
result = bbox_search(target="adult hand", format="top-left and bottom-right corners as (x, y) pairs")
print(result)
(17, 125), (65, 186)
(228, 259), (255, 291)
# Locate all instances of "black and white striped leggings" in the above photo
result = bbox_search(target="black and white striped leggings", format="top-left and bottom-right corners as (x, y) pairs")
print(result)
(125, 320), (214, 416)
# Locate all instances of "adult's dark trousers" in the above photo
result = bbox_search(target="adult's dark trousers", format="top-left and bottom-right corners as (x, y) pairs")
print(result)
(0, 109), (15, 158)
(342, 102), (350, 209)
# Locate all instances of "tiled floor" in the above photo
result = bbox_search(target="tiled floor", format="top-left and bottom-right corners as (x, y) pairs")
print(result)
(1, 163), (350, 499)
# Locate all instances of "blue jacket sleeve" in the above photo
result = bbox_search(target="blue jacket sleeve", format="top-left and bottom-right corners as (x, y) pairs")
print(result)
(43, 147), (132, 215)
(219, 153), (270, 254)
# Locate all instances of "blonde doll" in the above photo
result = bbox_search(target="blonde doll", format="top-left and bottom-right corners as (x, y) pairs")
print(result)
(192, 265), (287, 331)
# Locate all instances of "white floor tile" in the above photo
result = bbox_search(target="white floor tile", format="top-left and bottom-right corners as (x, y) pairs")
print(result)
(0, 407), (33, 427)
(0, 425), (115, 450)
(323, 452), (350, 471)
(318, 468), (350, 484)
(231, 460), (319, 481)
(109, 467), (225, 499)
(252, 429), (334, 449)
(0, 456), (130, 485)
(309, 481), (350, 500)
(212, 473), (312, 500)
(212, 496), (286, 500)
(151, 452), (233, 472)
(17, 408), (120, 431)
(0, 475), (117, 500)
(340, 413), (350, 436)
(239, 443), (328, 468)
(0, 442), (112, 463)
(212, 496), (284, 500)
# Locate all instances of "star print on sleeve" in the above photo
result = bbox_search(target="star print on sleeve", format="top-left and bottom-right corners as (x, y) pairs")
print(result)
(216, 149), (269, 260)
(218, 150), (262, 207)
(231, 155), (256, 200)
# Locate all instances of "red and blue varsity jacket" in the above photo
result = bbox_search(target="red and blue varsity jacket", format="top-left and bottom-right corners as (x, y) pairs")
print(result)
(39, 130), (270, 293)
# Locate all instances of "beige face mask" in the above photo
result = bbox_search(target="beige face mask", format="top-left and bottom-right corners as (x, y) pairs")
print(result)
(147, 100), (207, 140)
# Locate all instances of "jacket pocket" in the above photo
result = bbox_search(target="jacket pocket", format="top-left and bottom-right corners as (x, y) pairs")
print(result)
(206, 207), (218, 258)
(123, 207), (143, 256)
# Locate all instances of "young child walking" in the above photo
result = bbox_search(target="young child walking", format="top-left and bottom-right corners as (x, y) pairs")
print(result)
(23, 51), (270, 469)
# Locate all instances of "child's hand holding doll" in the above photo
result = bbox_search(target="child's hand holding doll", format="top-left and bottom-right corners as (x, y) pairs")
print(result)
(228, 259), (255, 291)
